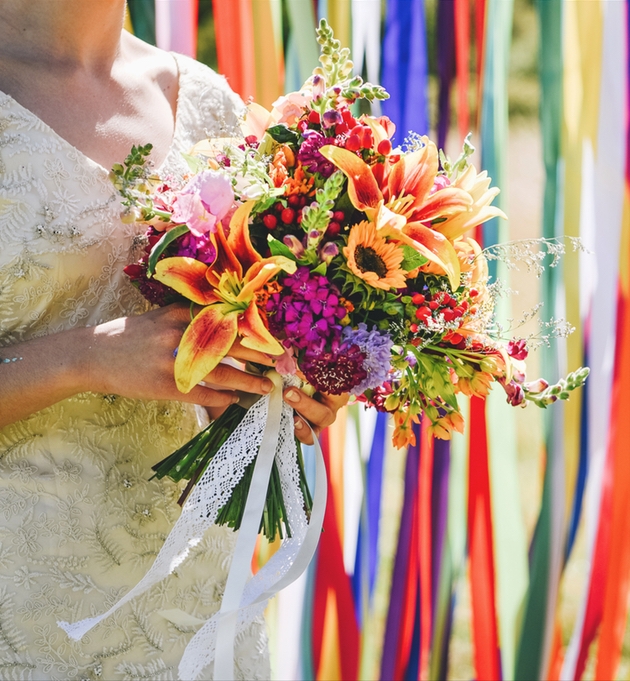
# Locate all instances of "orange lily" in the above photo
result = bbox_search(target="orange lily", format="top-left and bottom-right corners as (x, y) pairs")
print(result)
(154, 202), (296, 393)
(318, 139), (472, 290)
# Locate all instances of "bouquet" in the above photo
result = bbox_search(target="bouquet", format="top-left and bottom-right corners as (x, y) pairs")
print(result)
(112, 20), (588, 541)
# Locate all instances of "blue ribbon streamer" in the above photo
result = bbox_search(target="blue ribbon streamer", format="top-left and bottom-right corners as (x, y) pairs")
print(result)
(381, 0), (429, 142)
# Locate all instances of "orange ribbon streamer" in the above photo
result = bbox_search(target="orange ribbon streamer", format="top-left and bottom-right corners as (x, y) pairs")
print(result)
(212, 0), (256, 101)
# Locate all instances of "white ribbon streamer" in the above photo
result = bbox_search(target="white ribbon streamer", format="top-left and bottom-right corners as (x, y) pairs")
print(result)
(58, 371), (327, 681)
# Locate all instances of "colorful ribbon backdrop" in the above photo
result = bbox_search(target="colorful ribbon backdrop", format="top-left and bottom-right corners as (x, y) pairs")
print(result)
(126, 1), (630, 678)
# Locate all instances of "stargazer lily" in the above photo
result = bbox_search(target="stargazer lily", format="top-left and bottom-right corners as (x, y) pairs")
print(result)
(319, 139), (474, 291)
(154, 202), (296, 393)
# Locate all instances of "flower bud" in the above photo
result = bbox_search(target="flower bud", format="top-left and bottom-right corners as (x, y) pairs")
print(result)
(384, 393), (401, 412)
(283, 234), (305, 258)
(312, 74), (326, 99)
(503, 380), (525, 407)
(322, 110), (343, 129)
(523, 378), (549, 394)
(120, 207), (141, 223)
(319, 241), (339, 264)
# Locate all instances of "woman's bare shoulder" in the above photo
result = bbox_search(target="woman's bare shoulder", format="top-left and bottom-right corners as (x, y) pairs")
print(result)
(121, 31), (179, 90)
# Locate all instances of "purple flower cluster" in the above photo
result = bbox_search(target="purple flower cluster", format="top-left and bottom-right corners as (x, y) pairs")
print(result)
(173, 232), (216, 265)
(267, 267), (371, 394)
(124, 263), (181, 307)
(341, 324), (393, 395)
(266, 267), (347, 353)
(297, 131), (337, 178)
(124, 227), (217, 306)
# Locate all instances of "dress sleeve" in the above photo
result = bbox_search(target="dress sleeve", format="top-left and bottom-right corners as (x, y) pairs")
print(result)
(172, 53), (246, 149)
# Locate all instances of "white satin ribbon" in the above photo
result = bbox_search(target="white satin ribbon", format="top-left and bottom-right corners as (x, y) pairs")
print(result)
(58, 371), (327, 681)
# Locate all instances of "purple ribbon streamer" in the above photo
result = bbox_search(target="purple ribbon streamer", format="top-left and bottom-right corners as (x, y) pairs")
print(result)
(380, 422), (421, 680)
(431, 438), (451, 626)
(436, 0), (456, 150)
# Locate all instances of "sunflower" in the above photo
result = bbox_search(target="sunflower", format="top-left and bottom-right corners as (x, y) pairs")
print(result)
(343, 221), (407, 290)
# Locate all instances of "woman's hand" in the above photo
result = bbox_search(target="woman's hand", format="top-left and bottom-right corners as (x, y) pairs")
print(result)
(85, 304), (275, 408)
(283, 387), (349, 445)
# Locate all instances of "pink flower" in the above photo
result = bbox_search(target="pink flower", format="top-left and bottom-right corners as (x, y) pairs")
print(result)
(430, 174), (451, 194)
(172, 170), (234, 237)
(507, 338), (528, 361)
(272, 91), (313, 126)
(275, 347), (298, 376)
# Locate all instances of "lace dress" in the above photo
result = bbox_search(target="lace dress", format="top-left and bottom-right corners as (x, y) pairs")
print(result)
(0, 53), (270, 681)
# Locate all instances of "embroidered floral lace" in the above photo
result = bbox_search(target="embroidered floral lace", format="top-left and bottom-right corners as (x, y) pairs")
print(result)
(0, 53), (270, 681)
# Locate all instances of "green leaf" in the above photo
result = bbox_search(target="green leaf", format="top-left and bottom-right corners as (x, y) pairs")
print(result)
(266, 125), (300, 145)
(267, 235), (297, 261)
(253, 195), (281, 215)
(181, 152), (206, 174)
(148, 224), (190, 275)
(383, 302), (404, 316)
(401, 245), (429, 271)
(312, 261), (328, 275)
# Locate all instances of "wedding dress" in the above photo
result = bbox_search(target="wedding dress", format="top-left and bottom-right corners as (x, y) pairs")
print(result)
(0, 53), (270, 681)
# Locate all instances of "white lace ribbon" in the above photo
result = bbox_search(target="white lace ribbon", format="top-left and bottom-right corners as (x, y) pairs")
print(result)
(58, 370), (327, 681)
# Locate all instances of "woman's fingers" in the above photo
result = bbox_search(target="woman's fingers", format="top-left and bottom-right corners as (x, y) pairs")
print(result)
(284, 388), (348, 445)
(183, 384), (238, 408)
(227, 339), (277, 366)
(203, 362), (274, 395)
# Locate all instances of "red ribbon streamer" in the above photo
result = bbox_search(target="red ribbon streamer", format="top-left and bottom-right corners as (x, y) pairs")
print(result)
(418, 420), (434, 681)
(468, 396), (501, 680)
(594, 277), (630, 678)
(312, 429), (360, 681)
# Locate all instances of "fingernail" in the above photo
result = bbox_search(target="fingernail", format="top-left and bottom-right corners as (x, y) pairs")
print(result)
(294, 418), (303, 430)
(261, 378), (273, 394)
(231, 395), (240, 404)
(285, 389), (299, 403)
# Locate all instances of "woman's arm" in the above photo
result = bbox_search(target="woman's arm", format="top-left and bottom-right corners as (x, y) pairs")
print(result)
(0, 304), (273, 428)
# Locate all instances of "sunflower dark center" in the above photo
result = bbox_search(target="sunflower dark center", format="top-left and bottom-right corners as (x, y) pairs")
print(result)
(354, 245), (388, 277)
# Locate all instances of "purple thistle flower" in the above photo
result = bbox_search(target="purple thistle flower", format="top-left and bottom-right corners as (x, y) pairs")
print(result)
(342, 324), (394, 395)
(298, 131), (337, 177)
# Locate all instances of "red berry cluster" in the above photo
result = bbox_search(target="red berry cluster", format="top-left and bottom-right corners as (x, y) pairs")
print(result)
(408, 291), (470, 334)
(326, 210), (346, 238)
(261, 194), (308, 230)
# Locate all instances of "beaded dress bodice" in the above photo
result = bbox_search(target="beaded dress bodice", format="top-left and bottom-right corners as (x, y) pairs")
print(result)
(0, 53), (269, 681)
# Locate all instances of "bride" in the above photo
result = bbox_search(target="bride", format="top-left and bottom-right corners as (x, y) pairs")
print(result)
(0, 1), (342, 679)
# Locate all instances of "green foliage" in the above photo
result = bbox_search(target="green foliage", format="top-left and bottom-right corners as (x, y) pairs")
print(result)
(267, 235), (297, 261)
(439, 134), (476, 178)
(301, 171), (346, 258)
(147, 224), (190, 276)
(525, 366), (590, 408)
(110, 144), (170, 221)
(312, 19), (389, 107)
(266, 125), (301, 145)
(401, 245), (429, 271)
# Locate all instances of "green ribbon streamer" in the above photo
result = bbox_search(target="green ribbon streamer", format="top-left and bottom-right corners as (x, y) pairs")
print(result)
(480, 0), (529, 678)
(515, 1), (564, 678)
(127, 0), (156, 45)
(285, 0), (320, 88)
